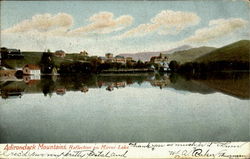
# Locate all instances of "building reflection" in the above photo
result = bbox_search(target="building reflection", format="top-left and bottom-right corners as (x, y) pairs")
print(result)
(0, 73), (162, 98)
(0, 87), (24, 99)
(80, 86), (89, 93)
(56, 88), (66, 96)
(1, 72), (249, 99)
(149, 74), (171, 89)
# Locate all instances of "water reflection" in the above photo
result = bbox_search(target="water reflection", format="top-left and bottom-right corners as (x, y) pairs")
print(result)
(1, 72), (249, 143)
(0, 72), (249, 99)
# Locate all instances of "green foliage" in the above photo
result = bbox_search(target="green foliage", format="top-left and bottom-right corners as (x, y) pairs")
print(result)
(196, 40), (250, 62)
(168, 47), (216, 64)
(2, 52), (43, 69)
(65, 53), (89, 61)
(40, 52), (55, 74)
(169, 60), (179, 72)
(178, 61), (249, 74)
(59, 61), (92, 74)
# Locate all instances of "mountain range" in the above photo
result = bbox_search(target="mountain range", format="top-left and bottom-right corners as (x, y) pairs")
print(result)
(118, 45), (191, 61)
(168, 46), (216, 64)
(2, 40), (249, 69)
(118, 40), (250, 64)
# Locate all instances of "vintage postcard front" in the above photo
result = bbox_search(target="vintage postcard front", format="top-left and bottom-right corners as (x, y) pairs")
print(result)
(0, 0), (249, 158)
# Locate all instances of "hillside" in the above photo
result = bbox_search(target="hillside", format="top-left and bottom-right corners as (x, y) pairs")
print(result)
(2, 52), (43, 69)
(196, 40), (250, 62)
(168, 47), (216, 64)
(196, 72), (250, 99)
(2, 51), (87, 69)
(118, 45), (191, 61)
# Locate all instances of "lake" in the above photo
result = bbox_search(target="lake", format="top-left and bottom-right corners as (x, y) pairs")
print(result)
(0, 72), (249, 143)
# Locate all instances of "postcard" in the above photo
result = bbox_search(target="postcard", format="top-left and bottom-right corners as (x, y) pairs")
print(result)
(0, 0), (249, 158)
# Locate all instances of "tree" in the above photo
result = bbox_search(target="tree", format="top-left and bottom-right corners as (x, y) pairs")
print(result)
(41, 76), (55, 97)
(135, 60), (145, 68)
(126, 61), (134, 69)
(0, 47), (9, 59)
(169, 60), (179, 72)
(58, 62), (92, 74)
(40, 52), (55, 74)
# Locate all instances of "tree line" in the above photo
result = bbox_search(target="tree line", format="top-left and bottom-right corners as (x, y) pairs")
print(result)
(39, 52), (154, 74)
(169, 60), (249, 74)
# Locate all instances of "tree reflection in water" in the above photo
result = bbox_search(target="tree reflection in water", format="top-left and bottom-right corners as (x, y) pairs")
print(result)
(0, 72), (249, 99)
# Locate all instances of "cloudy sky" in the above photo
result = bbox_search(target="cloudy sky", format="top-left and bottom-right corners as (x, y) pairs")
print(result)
(0, 0), (249, 55)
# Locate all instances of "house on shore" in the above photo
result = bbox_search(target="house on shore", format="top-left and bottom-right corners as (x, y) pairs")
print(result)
(105, 53), (113, 59)
(23, 64), (41, 75)
(150, 53), (168, 64)
(80, 50), (88, 56)
(0, 47), (24, 59)
(8, 49), (23, 59)
(114, 55), (126, 64)
(98, 56), (107, 64)
(126, 57), (133, 62)
(55, 50), (66, 58)
(105, 53), (114, 63)
(100, 54), (128, 64)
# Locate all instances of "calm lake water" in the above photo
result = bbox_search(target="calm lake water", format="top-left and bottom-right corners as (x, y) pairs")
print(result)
(0, 72), (249, 143)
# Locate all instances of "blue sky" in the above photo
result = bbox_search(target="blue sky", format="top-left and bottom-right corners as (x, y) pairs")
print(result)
(1, 0), (249, 55)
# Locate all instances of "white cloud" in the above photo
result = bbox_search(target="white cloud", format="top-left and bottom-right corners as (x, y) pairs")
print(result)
(1, 12), (133, 37)
(1, 12), (134, 54)
(1, 11), (248, 54)
(2, 13), (73, 33)
(184, 18), (248, 43)
(117, 10), (200, 39)
(69, 12), (133, 36)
